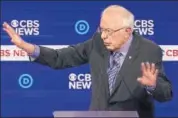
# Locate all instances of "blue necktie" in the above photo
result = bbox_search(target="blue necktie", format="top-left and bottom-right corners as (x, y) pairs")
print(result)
(108, 52), (122, 94)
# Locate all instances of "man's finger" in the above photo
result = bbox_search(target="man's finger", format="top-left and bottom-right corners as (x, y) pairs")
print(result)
(3, 22), (11, 30)
(3, 22), (20, 41)
(3, 22), (16, 36)
(3, 22), (8, 28)
(137, 77), (150, 86)
(141, 62), (147, 75)
(3, 22), (14, 37)
(3, 28), (14, 39)
(154, 69), (159, 78)
(146, 62), (151, 72)
(151, 63), (156, 74)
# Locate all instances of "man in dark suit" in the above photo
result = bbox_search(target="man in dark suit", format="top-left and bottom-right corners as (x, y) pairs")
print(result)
(3, 5), (172, 118)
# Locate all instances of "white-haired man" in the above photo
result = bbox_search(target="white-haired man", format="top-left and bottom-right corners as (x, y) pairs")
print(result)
(3, 5), (172, 118)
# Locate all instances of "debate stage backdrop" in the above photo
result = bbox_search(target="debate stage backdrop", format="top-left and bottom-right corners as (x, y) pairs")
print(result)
(1, 1), (178, 117)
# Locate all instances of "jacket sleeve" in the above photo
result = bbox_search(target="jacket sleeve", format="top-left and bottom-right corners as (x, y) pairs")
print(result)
(151, 47), (173, 102)
(30, 34), (96, 69)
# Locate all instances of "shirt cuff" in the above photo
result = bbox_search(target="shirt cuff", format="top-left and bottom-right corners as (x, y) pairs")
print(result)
(28, 45), (40, 61)
(145, 86), (156, 95)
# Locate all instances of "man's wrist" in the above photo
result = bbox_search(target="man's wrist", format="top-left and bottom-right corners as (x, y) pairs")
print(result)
(145, 84), (156, 95)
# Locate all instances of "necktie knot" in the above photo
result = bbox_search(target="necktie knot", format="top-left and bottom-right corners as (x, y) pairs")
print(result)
(112, 52), (122, 66)
(113, 52), (122, 58)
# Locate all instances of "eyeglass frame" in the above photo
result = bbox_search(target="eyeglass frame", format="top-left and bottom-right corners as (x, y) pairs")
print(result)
(98, 26), (129, 37)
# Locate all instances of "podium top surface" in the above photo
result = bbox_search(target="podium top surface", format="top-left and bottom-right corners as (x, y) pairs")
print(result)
(53, 111), (138, 117)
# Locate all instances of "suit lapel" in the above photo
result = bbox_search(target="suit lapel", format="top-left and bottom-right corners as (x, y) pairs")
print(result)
(110, 32), (141, 97)
(102, 47), (110, 98)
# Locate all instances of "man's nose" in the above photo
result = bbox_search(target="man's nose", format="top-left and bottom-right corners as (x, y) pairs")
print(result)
(101, 32), (108, 40)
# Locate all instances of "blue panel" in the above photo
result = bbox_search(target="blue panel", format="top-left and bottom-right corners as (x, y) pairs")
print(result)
(1, 1), (178, 117)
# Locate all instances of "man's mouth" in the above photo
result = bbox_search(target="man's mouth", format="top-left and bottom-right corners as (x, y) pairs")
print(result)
(104, 43), (110, 46)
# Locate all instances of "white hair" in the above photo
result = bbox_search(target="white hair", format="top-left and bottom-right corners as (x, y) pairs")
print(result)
(101, 5), (135, 30)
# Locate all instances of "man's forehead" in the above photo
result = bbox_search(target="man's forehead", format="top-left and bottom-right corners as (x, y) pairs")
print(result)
(100, 14), (122, 29)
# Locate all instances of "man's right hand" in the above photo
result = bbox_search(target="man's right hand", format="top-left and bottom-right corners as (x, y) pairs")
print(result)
(3, 22), (35, 54)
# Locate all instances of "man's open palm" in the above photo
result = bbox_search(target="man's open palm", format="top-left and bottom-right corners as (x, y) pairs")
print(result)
(137, 62), (158, 87)
(3, 22), (24, 48)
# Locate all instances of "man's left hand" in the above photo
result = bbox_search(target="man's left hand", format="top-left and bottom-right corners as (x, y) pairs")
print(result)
(137, 62), (158, 87)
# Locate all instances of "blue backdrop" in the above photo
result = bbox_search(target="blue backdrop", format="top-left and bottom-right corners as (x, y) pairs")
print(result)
(1, 1), (178, 117)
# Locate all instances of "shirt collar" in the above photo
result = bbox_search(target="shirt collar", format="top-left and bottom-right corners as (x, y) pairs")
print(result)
(112, 34), (133, 56)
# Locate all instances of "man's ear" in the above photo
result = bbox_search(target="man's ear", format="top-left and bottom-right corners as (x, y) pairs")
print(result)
(126, 27), (132, 33)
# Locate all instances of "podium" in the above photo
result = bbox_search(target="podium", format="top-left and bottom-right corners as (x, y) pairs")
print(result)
(53, 111), (139, 117)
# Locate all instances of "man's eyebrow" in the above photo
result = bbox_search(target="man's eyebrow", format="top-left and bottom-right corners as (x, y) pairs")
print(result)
(99, 27), (112, 30)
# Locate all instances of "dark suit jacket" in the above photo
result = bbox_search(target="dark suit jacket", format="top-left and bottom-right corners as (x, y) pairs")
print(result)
(32, 32), (173, 118)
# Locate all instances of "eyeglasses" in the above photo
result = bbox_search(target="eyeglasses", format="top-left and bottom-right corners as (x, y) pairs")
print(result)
(98, 27), (126, 37)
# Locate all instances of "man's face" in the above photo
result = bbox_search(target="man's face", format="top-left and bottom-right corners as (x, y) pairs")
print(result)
(99, 13), (131, 51)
